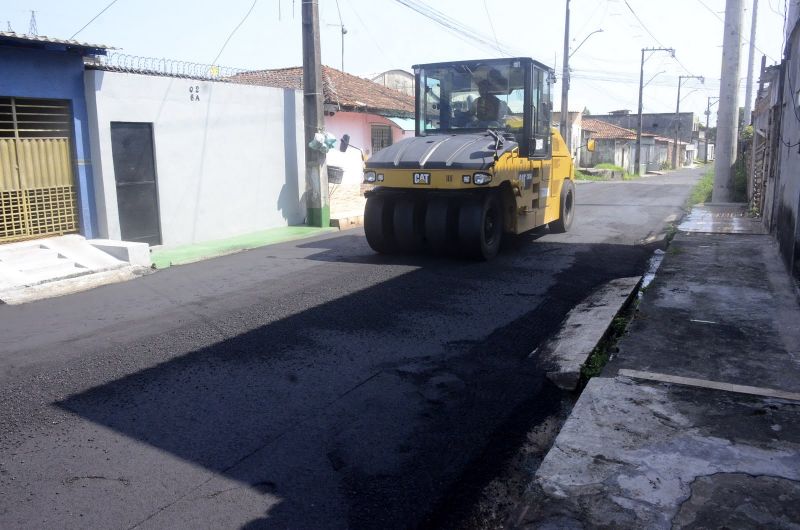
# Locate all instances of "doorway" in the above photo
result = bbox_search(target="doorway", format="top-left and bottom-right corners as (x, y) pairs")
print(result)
(110, 122), (162, 246)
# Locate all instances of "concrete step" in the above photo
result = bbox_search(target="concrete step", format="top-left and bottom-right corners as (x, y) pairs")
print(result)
(22, 260), (85, 281)
(0, 247), (62, 269)
(0, 235), (150, 302)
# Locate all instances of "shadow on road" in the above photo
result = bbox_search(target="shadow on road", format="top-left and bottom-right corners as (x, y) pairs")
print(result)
(55, 238), (655, 529)
(289, 228), (550, 266)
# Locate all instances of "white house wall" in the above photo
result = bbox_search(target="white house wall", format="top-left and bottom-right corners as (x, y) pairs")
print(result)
(324, 111), (412, 186)
(85, 70), (305, 246)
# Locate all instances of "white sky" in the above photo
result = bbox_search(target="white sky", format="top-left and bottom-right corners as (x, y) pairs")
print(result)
(3, 0), (790, 125)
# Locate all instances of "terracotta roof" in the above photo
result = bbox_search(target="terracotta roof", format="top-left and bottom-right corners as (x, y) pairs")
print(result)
(582, 117), (689, 145)
(582, 118), (638, 140)
(0, 31), (109, 52)
(231, 65), (414, 117)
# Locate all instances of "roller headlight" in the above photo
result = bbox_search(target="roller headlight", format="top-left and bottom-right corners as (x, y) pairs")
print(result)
(473, 172), (492, 185)
(364, 171), (376, 183)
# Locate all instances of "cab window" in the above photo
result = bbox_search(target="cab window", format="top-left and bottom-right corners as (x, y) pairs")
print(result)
(530, 67), (552, 158)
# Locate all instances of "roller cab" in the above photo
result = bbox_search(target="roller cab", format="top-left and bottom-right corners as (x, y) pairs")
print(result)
(362, 57), (574, 260)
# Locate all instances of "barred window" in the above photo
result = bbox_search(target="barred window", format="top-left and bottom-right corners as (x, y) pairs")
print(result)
(371, 125), (392, 154)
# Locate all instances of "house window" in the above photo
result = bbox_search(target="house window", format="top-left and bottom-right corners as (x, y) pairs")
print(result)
(371, 125), (392, 154)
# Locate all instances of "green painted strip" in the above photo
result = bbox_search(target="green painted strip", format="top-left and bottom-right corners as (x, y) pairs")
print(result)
(150, 225), (337, 269)
(307, 205), (330, 228)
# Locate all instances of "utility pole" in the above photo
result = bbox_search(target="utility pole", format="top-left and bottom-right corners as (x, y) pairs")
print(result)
(743, 0), (758, 126)
(673, 75), (704, 169)
(560, 0), (571, 153)
(635, 47), (674, 175)
(704, 96), (719, 164)
(333, 0), (346, 72)
(302, 0), (329, 227)
(713, 0), (744, 203)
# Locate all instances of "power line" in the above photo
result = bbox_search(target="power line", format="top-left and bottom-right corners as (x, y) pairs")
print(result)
(482, 0), (502, 55)
(623, 0), (665, 48)
(391, 0), (519, 56)
(766, 0), (786, 17)
(623, 0), (698, 77)
(695, 0), (777, 62)
(70, 0), (120, 39)
(210, 0), (258, 66)
(573, 0), (607, 40)
(345, 0), (393, 63)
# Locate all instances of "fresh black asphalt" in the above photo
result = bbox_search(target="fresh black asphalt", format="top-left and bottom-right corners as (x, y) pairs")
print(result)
(0, 169), (701, 529)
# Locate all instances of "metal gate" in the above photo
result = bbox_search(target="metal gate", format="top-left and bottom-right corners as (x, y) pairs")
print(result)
(0, 97), (78, 243)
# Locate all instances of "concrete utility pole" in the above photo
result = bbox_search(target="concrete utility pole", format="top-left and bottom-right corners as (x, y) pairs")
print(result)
(743, 0), (758, 127)
(713, 0), (744, 203)
(673, 75), (704, 169)
(704, 96), (720, 164)
(635, 47), (674, 175)
(560, 0), (571, 153)
(302, 0), (329, 227)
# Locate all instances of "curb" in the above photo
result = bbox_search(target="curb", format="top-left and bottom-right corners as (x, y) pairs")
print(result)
(539, 276), (642, 391)
(150, 227), (338, 269)
(0, 265), (152, 305)
(330, 214), (364, 230)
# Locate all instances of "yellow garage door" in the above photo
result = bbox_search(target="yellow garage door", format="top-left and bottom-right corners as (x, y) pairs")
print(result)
(0, 97), (78, 243)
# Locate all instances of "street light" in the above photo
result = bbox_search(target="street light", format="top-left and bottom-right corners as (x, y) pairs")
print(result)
(673, 75), (705, 169)
(560, 0), (604, 154)
(635, 47), (675, 175)
(569, 28), (604, 59)
(643, 70), (665, 88)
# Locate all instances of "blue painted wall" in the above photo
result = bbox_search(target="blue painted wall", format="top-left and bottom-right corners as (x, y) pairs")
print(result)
(0, 46), (98, 238)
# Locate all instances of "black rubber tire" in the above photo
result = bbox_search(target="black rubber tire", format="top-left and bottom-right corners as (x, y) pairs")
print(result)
(550, 179), (575, 233)
(364, 195), (397, 253)
(424, 197), (456, 255)
(458, 193), (503, 260)
(393, 197), (426, 252)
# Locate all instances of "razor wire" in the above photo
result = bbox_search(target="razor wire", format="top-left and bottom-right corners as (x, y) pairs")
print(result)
(90, 52), (252, 82)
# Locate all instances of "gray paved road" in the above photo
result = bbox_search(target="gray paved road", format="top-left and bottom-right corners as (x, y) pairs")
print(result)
(0, 169), (701, 529)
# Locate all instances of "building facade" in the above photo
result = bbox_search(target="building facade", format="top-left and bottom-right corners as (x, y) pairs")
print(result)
(586, 110), (698, 145)
(0, 32), (106, 243)
(84, 68), (306, 247)
(370, 69), (415, 97)
(236, 65), (415, 187)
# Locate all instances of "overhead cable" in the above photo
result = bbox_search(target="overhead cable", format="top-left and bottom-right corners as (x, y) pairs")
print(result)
(70, 0), (121, 39)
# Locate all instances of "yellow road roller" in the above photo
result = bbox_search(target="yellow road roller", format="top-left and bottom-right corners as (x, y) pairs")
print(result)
(362, 57), (582, 260)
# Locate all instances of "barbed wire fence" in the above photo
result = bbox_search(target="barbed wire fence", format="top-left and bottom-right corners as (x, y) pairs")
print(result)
(86, 54), (385, 119)
(86, 52), (338, 102)
(87, 52), (255, 82)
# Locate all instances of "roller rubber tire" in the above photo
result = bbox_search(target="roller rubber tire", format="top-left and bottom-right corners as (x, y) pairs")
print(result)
(458, 193), (503, 260)
(424, 197), (456, 255)
(393, 197), (426, 252)
(364, 195), (397, 253)
(550, 179), (575, 233)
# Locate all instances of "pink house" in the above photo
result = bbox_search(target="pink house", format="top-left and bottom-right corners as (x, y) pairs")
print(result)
(233, 65), (415, 158)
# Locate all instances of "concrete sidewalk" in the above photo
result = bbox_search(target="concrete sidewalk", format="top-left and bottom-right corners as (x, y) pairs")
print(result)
(517, 205), (800, 528)
(0, 235), (151, 305)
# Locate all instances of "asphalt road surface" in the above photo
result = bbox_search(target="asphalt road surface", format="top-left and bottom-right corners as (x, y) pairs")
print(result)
(0, 168), (701, 529)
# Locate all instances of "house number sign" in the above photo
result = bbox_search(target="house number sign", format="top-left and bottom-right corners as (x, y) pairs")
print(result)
(189, 85), (200, 102)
